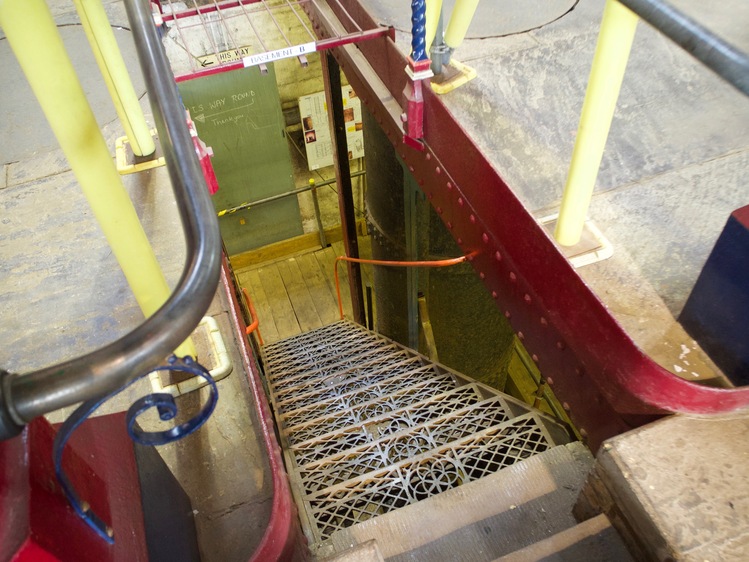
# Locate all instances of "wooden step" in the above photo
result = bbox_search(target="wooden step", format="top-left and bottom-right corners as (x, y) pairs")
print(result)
(495, 513), (633, 561)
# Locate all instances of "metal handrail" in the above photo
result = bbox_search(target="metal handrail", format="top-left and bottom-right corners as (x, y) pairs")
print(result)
(0, 0), (222, 438)
(619, 0), (749, 97)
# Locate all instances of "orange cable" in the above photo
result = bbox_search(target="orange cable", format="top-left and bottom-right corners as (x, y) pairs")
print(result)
(334, 254), (469, 320)
(242, 287), (265, 346)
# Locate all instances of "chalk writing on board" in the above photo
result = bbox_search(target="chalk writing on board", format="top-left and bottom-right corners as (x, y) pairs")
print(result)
(193, 98), (257, 124)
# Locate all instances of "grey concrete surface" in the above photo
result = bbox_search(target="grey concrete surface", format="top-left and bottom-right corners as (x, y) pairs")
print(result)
(596, 414), (749, 561)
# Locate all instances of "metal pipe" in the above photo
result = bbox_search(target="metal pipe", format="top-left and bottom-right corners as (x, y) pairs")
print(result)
(554, 0), (638, 246)
(216, 170), (366, 216)
(0, 0), (221, 432)
(444, 0), (479, 49)
(425, 0), (443, 53)
(309, 179), (328, 248)
(619, 0), (749, 97)
(74, 0), (155, 156)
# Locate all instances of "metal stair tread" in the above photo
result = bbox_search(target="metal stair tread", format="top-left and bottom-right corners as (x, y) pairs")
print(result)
(269, 343), (408, 394)
(286, 383), (492, 458)
(315, 443), (595, 561)
(265, 330), (386, 380)
(272, 352), (424, 413)
(295, 409), (553, 497)
(278, 365), (456, 429)
(280, 370), (459, 435)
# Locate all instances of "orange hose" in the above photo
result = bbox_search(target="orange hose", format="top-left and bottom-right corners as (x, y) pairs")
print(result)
(242, 287), (265, 346)
(334, 255), (469, 320)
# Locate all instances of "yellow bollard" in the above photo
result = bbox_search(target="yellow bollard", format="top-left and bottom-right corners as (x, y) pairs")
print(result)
(74, 0), (155, 157)
(425, 0), (443, 53)
(555, 0), (639, 246)
(444, 0), (480, 49)
(0, 0), (195, 357)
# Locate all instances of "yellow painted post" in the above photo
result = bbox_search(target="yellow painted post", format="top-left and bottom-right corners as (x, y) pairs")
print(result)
(554, 0), (639, 246)
(0, 0), (195, 357)
(425, 0), (443, 52)
(73, 0), (155, 157)
(444, 0), (480, 49)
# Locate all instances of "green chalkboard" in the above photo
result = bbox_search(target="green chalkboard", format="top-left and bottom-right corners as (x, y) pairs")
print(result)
(178, 65), (303, 256)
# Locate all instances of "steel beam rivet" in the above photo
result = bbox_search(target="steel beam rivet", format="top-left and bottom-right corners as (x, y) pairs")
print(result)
(426, 153), (432, 160)
(479, 272), (485, 279)
(532, 354), (539, 363)
(579, 428), (588, 439)
(492, 291), (498, 299)
(427, 192), (433, 200)
(504, 310), (511, 318)
(435, 166), (442, 174)
(470, 214), (476, 224)
(524, 294), (531, 304)
(495, 251), (502, 261)
(547, 377), (554, 385)
(447, 221), (453, 229)
(458, 197), (464, 206)
(482, 233), (489, 243)
(457, 238), (463, 244)
(409, 165), (415, 172)
(509, 272), (517, 282)
(446, 182), (453, 190)
(437, 207), (443, 214)
(556, 341), (565, 350)
(518, 331), (525, 341)
(467, 254), (474, 261)
(540, 317), (548, 326)
(562, 402), (571, 411)
(400, 153), (406, 159)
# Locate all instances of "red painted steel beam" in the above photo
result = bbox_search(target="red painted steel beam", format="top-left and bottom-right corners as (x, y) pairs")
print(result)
(304, 0), (749, 451)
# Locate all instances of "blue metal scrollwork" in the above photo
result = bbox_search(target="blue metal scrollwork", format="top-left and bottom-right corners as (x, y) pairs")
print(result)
(53, 355), (218, 544)
(411, 0), (428, 61)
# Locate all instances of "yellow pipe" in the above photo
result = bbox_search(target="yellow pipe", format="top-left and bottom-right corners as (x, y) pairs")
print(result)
(73, 0), (155, 157)
(555, 0), (638, 246)
(0, 0), (195, 357)
(444, 0), (479, 49)
(425, 0), (443, 53)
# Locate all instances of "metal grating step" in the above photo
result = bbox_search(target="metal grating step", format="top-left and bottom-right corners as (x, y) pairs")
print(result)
(263, 321), (572, 550)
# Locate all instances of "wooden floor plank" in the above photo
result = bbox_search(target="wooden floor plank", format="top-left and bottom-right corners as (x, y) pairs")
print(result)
(277, 258), (323, 333)
(316, 246), (353, 320)
(296, 252), (340, 326)
(235, 268), (280, 344)
(331, 239), (377, 325)
(257, 263), (301, 342)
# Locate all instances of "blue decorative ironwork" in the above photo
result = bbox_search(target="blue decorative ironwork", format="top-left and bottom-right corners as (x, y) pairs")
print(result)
(53, 355), (218, 544)
(411, 0), (428, 61)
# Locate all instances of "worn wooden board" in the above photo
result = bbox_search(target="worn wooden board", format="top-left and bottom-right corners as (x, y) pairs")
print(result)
(317, 246), (353, 320)
(295, 252), (340, 327)
(256, 264), (300, 341)
(276, 258), (322, 333)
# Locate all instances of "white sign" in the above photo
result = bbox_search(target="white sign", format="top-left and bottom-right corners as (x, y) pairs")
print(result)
(298, 86), (364, 171)
(197, 45), (253, 68)
(243, 42), (317, 68)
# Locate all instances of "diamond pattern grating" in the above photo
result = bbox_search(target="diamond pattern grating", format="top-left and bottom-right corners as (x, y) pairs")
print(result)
(263, 321), (571, 547)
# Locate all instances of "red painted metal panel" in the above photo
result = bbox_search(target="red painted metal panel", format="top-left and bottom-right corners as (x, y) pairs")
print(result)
(304, 0), (749, 451)
(221, 259), (308, 562)
(3, 415), (148, 562)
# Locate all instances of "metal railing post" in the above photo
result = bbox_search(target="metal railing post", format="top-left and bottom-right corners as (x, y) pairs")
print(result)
(554, 0), (639, 246)
(74, 0), (155, 156)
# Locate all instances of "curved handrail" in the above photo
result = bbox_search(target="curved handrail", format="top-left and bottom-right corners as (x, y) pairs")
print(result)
(0, 0), (222, 438)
